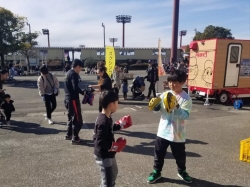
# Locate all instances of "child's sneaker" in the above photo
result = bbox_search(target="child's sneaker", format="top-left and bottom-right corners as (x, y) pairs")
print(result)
(6, 121), (10, 125)
(64, 135), (72, 140)
(48, 119), (53, 125)
(43, 114), (48, 119)
(177, 170), (192, 183)
(147, 170), (161, 183)
(71, 139), (84, 145)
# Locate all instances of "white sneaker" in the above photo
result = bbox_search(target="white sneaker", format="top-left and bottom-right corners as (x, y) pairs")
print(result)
(43, 114), (48, 119)
(48, 119), (53, 124)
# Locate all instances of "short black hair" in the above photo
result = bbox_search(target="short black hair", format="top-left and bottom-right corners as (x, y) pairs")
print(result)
(72, 59), (84, 68)
(99, 90), (119, 109)
(40, 65), (48, 74)
(4, 94), (11, 99)
(167, 69), (187, 83)
(0, 70), (8, 75)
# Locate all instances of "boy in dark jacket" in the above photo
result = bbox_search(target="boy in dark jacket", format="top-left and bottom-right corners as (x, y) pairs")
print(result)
(94, 91), (131, 187)
(0, 94), (15, 125)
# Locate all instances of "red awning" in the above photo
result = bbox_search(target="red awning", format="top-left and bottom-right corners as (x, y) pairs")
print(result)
(190, 42), (198, 50)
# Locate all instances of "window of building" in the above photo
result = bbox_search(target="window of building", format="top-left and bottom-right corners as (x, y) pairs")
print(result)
(229, 46), (239, 63)
(119, 51), (126, 55)
(97, 50), (105, 56)
(153, 50), (166, 56)
(152, 51), (158, 55)
(161, 51), (166, 56)
(127, 50), (135, 56)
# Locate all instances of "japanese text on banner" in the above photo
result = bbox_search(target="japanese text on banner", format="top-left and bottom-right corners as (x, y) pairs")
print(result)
(105, 46), (116, 77)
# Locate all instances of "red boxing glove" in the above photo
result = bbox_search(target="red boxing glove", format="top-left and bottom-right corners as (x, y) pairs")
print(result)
(109, 137), (127, 152)
(115, 115), (132, 129)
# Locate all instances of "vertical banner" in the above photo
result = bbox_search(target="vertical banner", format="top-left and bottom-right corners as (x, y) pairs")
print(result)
(105, 46), (116, 77)
(158, 38), (166, 76)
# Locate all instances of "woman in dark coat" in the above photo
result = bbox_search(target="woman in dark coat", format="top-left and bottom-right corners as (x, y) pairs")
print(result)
(89, 62), (112, 112)
(144, 60), (159, 99)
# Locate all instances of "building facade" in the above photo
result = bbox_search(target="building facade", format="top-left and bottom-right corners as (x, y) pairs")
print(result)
(4, 47), (183, 66)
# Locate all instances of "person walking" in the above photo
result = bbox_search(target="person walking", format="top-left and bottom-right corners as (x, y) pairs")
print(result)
(112, 65), (121, 95)
(64, 59), (85, 144)
(63, 63), (71, 74)
(0, 70), (9, 126)
(145, 60), (159, 99)
(37, 66), (60, 124)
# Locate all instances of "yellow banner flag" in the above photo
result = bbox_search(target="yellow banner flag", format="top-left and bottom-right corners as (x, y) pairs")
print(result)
(105, 46), (116, 77)
(157, 38), (166, 76)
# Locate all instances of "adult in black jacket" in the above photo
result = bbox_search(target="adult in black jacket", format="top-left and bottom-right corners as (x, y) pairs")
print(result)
(145, 60), (159, 99)
(64, 59), (85, 144)
(89, 62), (112, 112)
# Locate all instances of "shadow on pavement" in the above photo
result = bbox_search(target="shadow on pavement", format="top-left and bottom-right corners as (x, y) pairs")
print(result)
(117, 130), (208, 145)
(118, 100), (148, 106)
(4, 80), (95, 90)
(157, 177), (242, 187)
(0, 120), (66, 135)
(123, 140), (202, 158)
(115, 130), (205, 158)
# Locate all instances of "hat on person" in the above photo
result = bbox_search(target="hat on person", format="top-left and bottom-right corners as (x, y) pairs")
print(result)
(72, 59), (84, 68)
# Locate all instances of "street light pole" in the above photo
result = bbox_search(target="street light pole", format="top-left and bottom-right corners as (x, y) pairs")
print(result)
(42, 29), (50, 47)
(47, 30), (50, 47)
(179, 30), (187, 48)
(26, 22), (31, 43)
(102, 23), (105, 49)
(109, 38), (118, 47)
(116, 15), (132, 47)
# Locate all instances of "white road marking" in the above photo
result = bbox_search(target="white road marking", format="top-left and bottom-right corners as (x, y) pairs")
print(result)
(135, 105), (143, 109)
(123, 107), (137, 111)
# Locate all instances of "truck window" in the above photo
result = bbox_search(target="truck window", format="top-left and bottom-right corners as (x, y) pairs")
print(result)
(229, 46), (239, 63)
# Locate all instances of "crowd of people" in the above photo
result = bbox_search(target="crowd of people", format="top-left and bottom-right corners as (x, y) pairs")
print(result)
(0, 58), (193, 186)
(40, 59), (192, 186)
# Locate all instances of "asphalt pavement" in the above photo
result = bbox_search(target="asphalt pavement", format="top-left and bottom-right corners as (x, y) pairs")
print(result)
(0, 70), (250, 187)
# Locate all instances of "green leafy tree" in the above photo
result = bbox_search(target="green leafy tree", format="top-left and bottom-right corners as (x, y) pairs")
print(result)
(17, 32), (39, 71)
(84, 57), (97, 67)
(185, 45), (190, 53)
(193, 25), (234, 41)
(0, 7), (26, 67)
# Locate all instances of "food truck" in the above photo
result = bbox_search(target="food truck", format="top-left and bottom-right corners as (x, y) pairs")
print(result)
(188, 38), (250, 104)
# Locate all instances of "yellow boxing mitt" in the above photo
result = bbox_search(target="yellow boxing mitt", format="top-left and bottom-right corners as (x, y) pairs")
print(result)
(162, 91), (179, 113)
(148, 97), (162, 112)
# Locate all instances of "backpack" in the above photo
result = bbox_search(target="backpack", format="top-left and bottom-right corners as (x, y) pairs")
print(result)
(41, 73), (58, 96)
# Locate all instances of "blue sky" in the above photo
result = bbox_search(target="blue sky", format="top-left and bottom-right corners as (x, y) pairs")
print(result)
(0, 0), (249, 49)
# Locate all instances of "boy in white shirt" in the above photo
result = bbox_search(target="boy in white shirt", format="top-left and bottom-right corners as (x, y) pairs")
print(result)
(147, 70), (192, 184)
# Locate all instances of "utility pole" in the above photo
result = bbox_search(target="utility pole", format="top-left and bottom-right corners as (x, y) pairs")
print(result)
(170, 0), (180, 64)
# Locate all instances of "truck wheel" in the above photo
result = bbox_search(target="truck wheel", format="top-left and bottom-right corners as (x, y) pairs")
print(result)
(218, 91), (229, 104)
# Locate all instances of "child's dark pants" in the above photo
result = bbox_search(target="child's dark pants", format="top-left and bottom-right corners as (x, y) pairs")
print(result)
(5, 111), (11, 121)
(154, 136), (186, 172)
(147, 82), (156, 98)
(44, 94), (57, 119)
